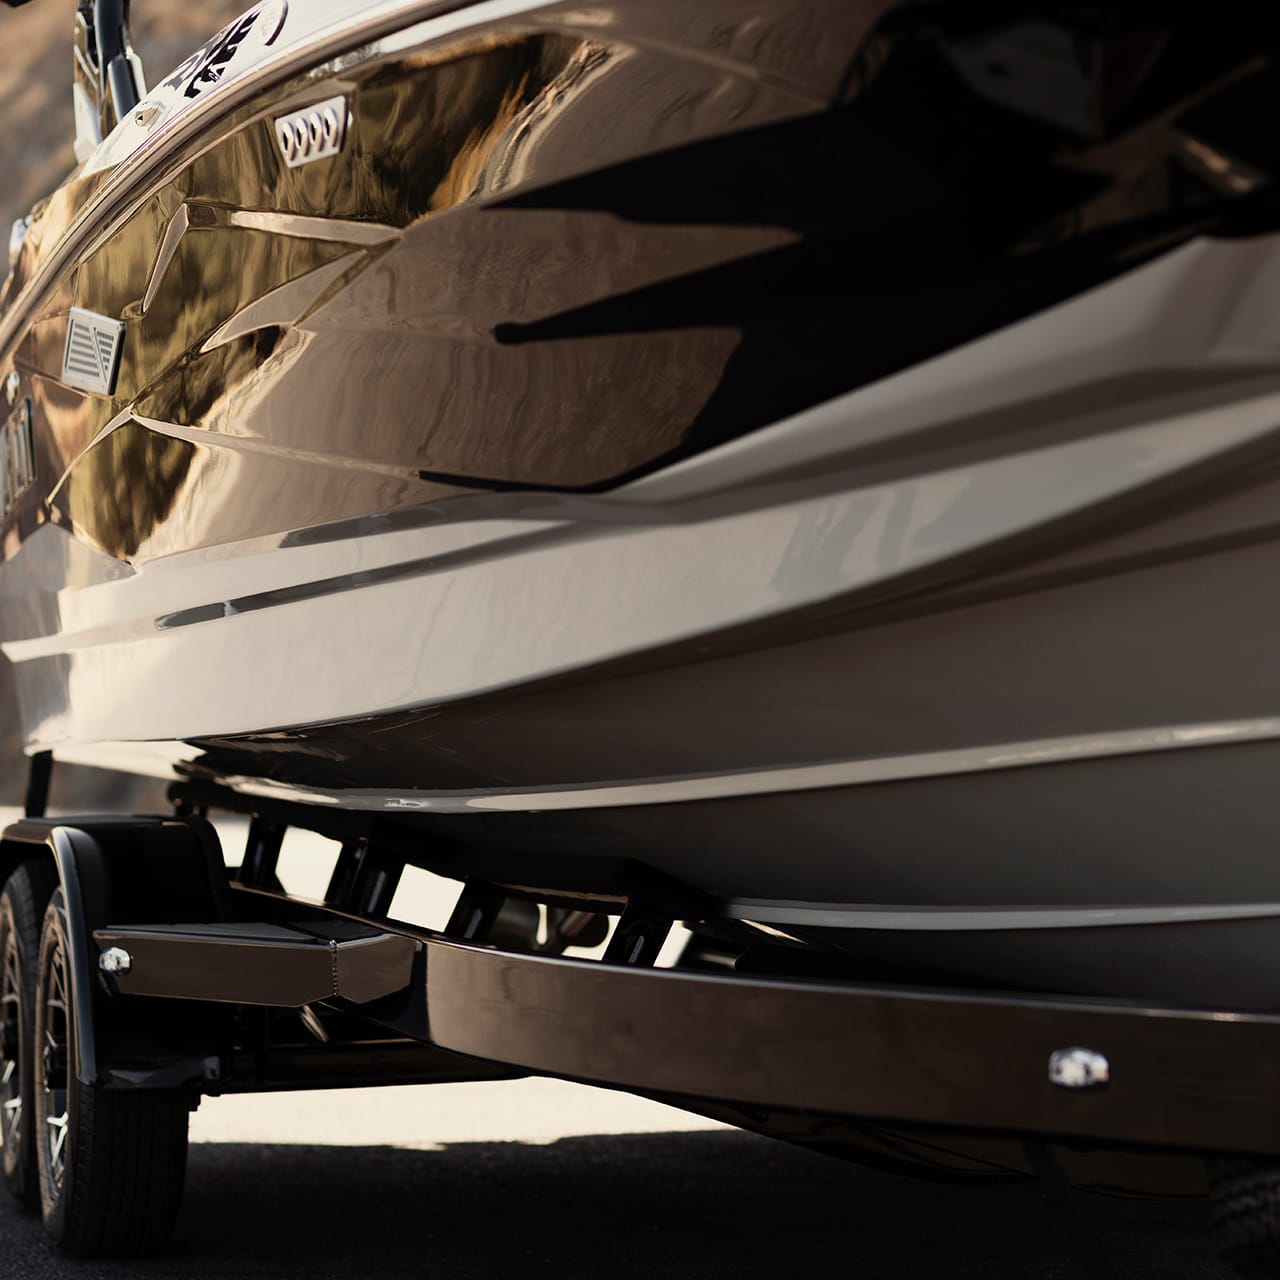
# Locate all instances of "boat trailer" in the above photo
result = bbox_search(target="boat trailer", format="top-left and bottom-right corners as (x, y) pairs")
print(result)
(2, 806), (1279, 1265)
(5, 808), (1280, 1146)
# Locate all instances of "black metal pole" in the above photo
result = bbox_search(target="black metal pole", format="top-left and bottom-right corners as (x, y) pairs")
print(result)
(92, 0), (139, 119)
(24, 750), (52, 818)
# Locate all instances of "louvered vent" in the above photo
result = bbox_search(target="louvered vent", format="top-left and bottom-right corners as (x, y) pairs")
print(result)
(62, 308), (125, 395)
(0, 396), (35, 520)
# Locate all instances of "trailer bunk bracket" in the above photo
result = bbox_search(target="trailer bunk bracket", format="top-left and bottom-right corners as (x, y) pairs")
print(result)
(92, 922), (419, 1007)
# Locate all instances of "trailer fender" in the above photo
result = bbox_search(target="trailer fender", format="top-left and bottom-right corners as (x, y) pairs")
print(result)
(0, 816), (232, 1087)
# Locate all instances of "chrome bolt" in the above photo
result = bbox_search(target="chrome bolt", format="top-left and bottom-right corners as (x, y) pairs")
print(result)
(1048, 1046), (1109, 1090)
(99, 947), (132, 976)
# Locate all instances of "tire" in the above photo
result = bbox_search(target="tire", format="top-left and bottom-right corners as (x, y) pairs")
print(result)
(1208, 1157), (1280, 1278)
(34, 889), (190, 1257)
(0, 859), (59, 1209)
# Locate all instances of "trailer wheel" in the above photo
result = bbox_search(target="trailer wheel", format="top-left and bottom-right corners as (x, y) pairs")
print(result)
(34, 890), (189, 1257)
(1209, 1157), (1280, 1277)
(0, 859), (59, 1208)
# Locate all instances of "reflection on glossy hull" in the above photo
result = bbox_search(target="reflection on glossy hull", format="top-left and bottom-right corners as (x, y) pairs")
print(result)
(4, 0), (1280, 1005)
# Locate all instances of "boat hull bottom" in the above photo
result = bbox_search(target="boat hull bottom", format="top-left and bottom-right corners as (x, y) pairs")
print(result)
(94, 734), (1280, 1011)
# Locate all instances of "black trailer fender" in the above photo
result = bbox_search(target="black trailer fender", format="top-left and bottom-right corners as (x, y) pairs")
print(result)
(0, 816), (233, 1088)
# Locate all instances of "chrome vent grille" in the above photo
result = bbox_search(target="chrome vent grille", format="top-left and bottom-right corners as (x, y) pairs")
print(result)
(62, 308), (125, 395)
(274, 96), (348, 168)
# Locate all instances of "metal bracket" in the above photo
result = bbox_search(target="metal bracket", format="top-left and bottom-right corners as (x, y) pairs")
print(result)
(444, 880), (540, 950)
(238, 816), (285, 890)
(445, 881), (507, 942)
(603, 901), (673, 967)
(93, 922), (418, 1007)
(324, 837), (404, 917)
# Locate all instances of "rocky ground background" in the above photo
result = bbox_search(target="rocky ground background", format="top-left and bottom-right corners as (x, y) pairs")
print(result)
(0, 0), (248, 804)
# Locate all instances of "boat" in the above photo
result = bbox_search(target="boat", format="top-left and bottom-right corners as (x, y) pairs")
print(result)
(6, 2), (1280, 1267)
(2, 0), (1280, 1012)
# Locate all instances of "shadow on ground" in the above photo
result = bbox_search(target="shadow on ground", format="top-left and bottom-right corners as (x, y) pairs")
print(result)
(0, 1131), (1231, 1280)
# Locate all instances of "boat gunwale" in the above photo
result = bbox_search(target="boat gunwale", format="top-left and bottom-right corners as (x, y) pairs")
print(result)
(0, 0), (491, 372)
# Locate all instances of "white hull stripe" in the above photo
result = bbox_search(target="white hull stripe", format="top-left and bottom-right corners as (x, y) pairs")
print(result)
(217, 715), (1280, 814)
(725, 900), (1280, 932)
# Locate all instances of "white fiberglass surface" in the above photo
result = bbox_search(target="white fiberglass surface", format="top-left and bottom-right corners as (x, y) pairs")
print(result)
(9, 380), (1280, 751)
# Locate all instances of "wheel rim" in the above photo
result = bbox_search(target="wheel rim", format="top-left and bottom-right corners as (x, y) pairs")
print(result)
(0, 913), (22, 1165)
(37, 936), (69, 1195)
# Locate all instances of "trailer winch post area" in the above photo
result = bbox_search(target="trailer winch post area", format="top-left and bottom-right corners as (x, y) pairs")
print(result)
(2, 804), (1280, 1269)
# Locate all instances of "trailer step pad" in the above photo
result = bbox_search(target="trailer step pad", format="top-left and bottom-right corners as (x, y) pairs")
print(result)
(93, 922), (419, 1007)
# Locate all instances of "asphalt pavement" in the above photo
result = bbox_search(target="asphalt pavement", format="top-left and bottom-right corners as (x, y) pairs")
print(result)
(0, 1118), (1235, 1280)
